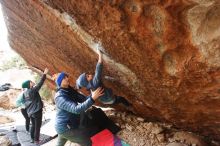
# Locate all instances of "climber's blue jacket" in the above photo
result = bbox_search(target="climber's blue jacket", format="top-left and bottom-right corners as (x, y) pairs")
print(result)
(54, 86), (94, 134)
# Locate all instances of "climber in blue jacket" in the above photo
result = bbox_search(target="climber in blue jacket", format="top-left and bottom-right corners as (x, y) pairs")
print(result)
(76, 49), (131, 106)
(53, 72), (104, 146)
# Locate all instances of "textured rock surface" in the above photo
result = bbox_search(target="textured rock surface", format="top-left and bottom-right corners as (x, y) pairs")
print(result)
(0, 0), (220, 142)
(0, 135), (12, 146)
(109, 111), (208, 146)
(0, 116), (14, 124)
(43, 109), (209, 146)
(0, 89), (20, 109)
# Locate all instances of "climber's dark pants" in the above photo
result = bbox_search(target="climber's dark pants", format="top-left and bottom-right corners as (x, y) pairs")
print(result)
(56, 108), (121, 146)
(56, 126), (100, 146)
(56, 112), (100, 146)
(21, 108), (30, 132)
(114, 96), (131, 106)
(30, 109), (42, 141)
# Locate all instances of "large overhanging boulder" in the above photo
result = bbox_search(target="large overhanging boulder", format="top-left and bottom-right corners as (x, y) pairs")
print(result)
(1, 0), (220, 142)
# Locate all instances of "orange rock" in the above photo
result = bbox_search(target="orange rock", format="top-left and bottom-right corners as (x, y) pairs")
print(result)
(0, 0), (219, 142)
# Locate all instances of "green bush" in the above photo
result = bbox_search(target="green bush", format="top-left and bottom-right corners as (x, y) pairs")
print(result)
(0, 55), (26, 71)
(34, 74), (53, 102)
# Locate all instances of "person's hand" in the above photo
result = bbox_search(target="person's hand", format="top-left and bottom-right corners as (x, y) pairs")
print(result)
(97, 49), (102, 57)
(91, 87), (104, 100)
(52, 73), (58, 81)
(97, 49), (103, 63)
(43, 68), (49, 74)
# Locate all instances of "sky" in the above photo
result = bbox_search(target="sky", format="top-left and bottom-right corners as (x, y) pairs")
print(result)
(0, 4), (17, 63)
(0, 4), (34, 87)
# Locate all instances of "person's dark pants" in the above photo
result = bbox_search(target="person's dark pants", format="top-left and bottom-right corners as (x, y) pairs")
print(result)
(56, 126), (100, 146)
(21, 108), (30, 132)
(56, 112), (101, 146)
(30, 109), (42, 142)
(56, 108), (121, 146)
(89, 107), (121, 134)
(114, 96), (131, 106)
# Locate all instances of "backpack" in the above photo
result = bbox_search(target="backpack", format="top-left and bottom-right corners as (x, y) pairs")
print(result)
(15, 92), (25, 108)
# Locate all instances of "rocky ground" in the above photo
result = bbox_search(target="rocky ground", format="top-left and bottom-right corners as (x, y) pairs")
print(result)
(0, 102), (219, 146)
(0, 84), (219, 146)
(106, 110), (209, 146)
(0, 77), (218, 146)
(40, 104), (219, 146)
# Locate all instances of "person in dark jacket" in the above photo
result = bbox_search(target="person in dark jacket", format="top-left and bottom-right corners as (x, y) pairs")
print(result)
(53, 72), (104, 146)
(76, 49), (131, 106)
(22, 68), (48, 144)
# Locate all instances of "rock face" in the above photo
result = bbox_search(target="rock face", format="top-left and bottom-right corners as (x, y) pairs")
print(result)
(0, 0), (220, 142)
(0, 116), (14, 124)
(0, 89), (20, 109)
(0, 135), (12, 146)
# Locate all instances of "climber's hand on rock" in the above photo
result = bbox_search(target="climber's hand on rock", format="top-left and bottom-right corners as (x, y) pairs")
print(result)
(97, 49), (102, 56)
(91, 87), (104, 100)
(44, 68), (49, 74)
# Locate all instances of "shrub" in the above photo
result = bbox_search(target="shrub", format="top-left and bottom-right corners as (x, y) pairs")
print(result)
(34, 74), (53, 102)
(0, 55), (26, 71)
